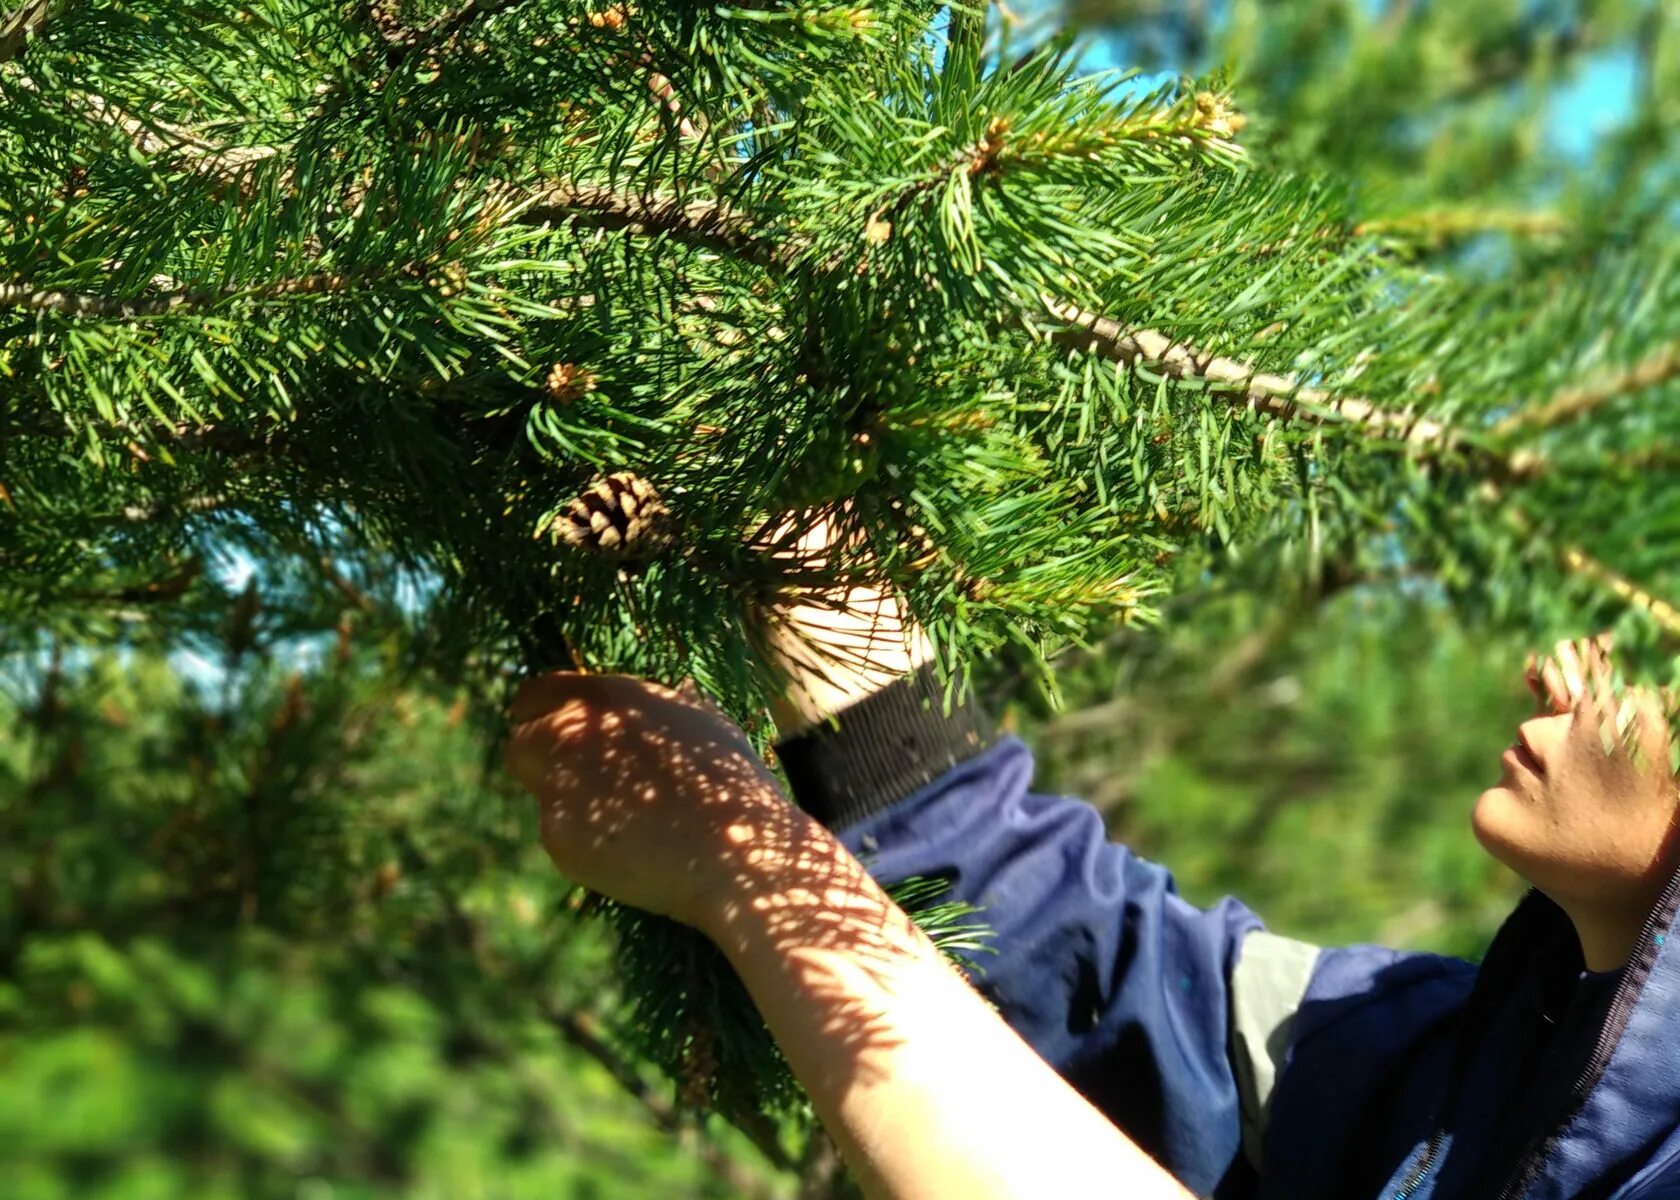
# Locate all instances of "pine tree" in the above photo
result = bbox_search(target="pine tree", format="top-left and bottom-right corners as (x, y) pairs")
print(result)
(0, 630), (802, 1198)
(3, 0), (1677, 1167)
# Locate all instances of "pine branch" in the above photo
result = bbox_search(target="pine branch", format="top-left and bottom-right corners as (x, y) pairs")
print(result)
(43, 77), (1332, 478)
(1559, 544), (1680, 639)
(521, 184), (1463, 449)
(1492, 341), (1680, 437)
(1036, 299), (1454, 445)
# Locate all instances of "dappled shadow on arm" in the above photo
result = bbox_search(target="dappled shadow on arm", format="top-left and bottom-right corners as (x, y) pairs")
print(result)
(507, 673), (937, 1097)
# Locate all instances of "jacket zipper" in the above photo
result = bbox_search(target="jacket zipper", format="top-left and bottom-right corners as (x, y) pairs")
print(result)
(1490, 868), (1680, 1200)
(1393, 1129), (1446, 1199)
(1387, 892), (1537, 1200)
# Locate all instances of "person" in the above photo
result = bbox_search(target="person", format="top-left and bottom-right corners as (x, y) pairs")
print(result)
(503, 552), (1680, 1199)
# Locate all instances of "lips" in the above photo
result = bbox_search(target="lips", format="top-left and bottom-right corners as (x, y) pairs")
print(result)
(1510, 730), (1546, 779)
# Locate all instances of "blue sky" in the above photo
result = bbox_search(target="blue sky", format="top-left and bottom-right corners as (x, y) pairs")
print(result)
(1060, 10), (1641, 160)
(1548, 47), (1639, 158)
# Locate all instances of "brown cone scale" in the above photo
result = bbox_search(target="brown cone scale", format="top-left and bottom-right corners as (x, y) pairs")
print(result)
(551, 472), (672, 558)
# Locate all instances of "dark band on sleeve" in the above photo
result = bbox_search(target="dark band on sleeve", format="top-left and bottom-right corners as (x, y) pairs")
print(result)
(773, 662), (997, 831)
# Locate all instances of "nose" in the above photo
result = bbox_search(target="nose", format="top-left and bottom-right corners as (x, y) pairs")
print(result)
(1516, 712), (1570, 765)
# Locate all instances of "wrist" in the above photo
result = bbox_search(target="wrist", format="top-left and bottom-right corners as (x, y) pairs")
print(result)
(773, 661), (995, 831)
(697, 816), (912, 961)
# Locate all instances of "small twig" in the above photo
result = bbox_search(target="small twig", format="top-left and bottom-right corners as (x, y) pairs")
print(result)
(1446, 20), (1594, 103)
(63, 558), (205, 601)
(546, 1006), (797, 1191)
(1353, 207), (1568, 245)
(0, 280), (196, 319)
(120, 494), (229, 523)
(76, 92), (280, 175)
(365, 0), (539, 58)
(319, 557), (377, 613)
(1493, 490), (1680, 638)
(795, 1129), (850, 1200)
(0, 265), (430, 319)
(522, 183), (797, 270)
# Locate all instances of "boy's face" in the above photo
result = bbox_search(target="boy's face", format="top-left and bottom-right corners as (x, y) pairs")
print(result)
(1473, 639), (1680, 918)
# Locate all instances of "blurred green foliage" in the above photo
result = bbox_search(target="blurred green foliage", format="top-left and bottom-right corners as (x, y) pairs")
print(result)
(1011, 590), (1532, 960)
(0, 650), (793, 1199)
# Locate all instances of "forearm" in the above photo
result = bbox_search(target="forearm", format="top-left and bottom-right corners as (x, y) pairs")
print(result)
(701, 813), (1192, 1200)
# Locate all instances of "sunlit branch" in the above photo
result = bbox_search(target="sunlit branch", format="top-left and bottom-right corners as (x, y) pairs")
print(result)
(1560, 544), (1680, 640)
(1036, 299), (1456, 447)
(520, 185), (1469, 452)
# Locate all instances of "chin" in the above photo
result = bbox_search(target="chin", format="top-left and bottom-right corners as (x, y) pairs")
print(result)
(1471, 783), (1527, 865)
(1472, 783), (1561, 895)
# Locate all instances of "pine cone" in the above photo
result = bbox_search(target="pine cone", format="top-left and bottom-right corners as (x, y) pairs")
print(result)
(551, 472), (672, 557)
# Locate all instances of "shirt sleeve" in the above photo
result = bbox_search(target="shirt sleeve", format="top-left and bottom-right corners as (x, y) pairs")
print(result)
(774, 668), (1279, 1197)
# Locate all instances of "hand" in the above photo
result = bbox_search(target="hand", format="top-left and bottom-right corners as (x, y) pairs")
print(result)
(1526, 635), (1670, 759)
(504, 672), (819, 931)
(1527, 635), (1616, 719)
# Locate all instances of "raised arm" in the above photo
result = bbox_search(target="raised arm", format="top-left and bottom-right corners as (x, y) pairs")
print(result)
(504, 672), (1193, 1200)
(756, 534), (1316, 1195)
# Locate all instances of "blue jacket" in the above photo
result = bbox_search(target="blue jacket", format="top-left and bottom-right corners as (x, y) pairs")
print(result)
(826, 737), (1680, 1199)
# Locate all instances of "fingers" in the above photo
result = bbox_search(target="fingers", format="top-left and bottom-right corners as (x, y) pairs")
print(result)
(1583, 638), (1617, 710)
(1531, 635), (1619, 717)
(1539, 652), (1574, 715)
(1535, 635), (1658, 755)
(509, 671), (592, 725)
(1557, 639), (1589, 706)
(1580, 639), (1629, 746)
